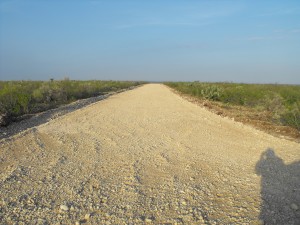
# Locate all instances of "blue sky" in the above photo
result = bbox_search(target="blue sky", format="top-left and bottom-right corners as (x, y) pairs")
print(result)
(0, 0), (299, 83)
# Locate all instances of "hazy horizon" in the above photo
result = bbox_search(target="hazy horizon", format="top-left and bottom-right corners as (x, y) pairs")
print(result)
(1, 78), (300, 86)
(1, 0), (300, 84)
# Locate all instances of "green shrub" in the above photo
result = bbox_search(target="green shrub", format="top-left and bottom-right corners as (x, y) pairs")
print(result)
(0, 80), (143, 126)
(200, 85), (223, 101)
(165, 82), (300, 131)
(280, 103), (300, 130)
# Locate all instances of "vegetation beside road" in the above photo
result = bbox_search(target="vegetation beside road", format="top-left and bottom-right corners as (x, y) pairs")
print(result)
(0, 80), (143, 126)
(165, 82), (300, 132)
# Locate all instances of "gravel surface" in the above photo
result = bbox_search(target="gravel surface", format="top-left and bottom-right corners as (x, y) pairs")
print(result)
(0, 87), (136, 140)
(0, 84), (299, 224)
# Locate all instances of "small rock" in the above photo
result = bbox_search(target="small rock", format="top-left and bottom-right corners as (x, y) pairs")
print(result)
(84, 213), (91, 220)
(181, 201), (187, 206)
(145, 218), (152, 223)
(196, 215), (205, 223)
(291, 203), (299, 210)
(37, 218), (46, 225)
(60, 205), (69, 211)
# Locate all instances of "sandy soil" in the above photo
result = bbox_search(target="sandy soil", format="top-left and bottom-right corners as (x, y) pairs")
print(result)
(0, 84), (299, 224)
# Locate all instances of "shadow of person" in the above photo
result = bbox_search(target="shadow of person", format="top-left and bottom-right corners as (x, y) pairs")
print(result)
(256, 149), (300, 224)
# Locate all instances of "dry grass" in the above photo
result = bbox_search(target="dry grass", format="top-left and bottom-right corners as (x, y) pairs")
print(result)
(167, 85), (300, 142)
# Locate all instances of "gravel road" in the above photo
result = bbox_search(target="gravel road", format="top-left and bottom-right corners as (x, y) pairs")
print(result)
(0, 84), (299, 224)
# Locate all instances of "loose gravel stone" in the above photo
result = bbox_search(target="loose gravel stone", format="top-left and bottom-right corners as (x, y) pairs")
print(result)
(84, 213), (91, 220)
(60, 205), (69, 211)
(145, 218), (153, 223)
(291, 203), (299, 211)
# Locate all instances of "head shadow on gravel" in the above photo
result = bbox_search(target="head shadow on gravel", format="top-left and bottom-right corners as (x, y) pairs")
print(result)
(255, 148), (300, 224)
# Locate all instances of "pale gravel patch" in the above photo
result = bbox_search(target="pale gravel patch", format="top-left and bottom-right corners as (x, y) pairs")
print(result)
(0, 86), (137, 140)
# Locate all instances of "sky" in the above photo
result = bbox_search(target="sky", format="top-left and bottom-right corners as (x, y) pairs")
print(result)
(0, 0), (300, 83)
